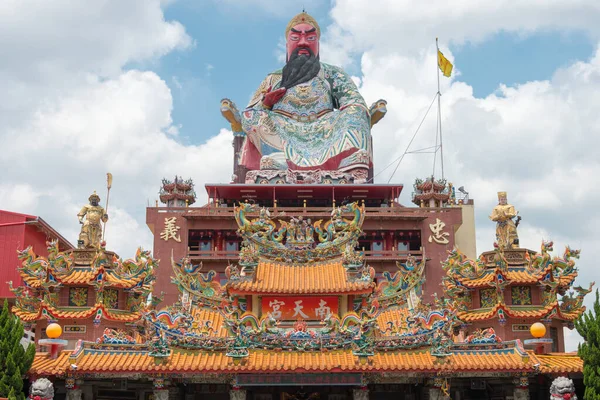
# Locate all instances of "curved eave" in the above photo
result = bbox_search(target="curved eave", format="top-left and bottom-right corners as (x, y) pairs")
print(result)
(458, 302), (584, 323)
(12, 303), (141, 322)
(450, 268), (577, 289)
(29, 347), (538, 376)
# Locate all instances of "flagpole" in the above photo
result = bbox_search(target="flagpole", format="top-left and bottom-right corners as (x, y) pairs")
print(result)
(436, 38), (445, 180)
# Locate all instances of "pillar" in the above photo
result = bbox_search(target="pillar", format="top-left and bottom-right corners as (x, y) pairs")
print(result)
(428, 378), (451, 400)
(153, 378), (169, 400)
(153, 390), (169, 400)
(65, 377), (82, 400)
(513, 377), (530, 400)
(66, 389), (82, 400)
(230, 386), (247, 400)
(352, 387), (369, 400)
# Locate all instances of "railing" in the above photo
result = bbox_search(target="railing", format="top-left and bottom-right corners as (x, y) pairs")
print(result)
(363, 250), (423, 261)
(186, 249), (424, 262)
(187, 250), (239, 260)
(152, 205), (455, 218)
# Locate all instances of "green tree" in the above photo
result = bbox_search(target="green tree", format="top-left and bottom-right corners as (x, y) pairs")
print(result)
(0, 300), (35, 400)
(575, 289), (600, 400)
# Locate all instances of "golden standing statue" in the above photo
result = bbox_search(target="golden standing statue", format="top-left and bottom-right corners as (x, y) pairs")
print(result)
(78, 192), (109, 248)
(489, 191), (520, 249)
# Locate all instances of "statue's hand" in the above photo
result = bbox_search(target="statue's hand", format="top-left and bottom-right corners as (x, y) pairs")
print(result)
(262, 86), (286, 109)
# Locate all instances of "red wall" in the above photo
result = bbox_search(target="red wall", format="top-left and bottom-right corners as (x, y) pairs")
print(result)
(0, 211), (54, 298)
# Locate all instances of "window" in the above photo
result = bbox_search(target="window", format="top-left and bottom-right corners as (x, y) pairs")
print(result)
(479, 288), (496, 308)
(69, 287), (88, 306)
(511, 286), (532, 305)
(225, 241), (239, 251)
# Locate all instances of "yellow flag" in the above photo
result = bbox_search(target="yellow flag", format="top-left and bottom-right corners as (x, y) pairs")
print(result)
(437, 49), (453, 77)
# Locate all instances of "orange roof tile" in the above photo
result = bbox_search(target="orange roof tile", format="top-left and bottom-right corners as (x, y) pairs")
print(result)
(13, 304), (141, 322)
(458, 302), (583, 323)
(537, 353), (583, 374)
(60, 269), (96, 285)
(376, 307), (410, 335)
(228, 261), (374, 294)
(190, 307), (227, 337)
(30, 347), (537, 376)
(456, 269), (577, 288)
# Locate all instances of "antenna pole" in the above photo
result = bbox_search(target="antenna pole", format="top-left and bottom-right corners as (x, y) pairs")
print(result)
(436, 38), (445, 180)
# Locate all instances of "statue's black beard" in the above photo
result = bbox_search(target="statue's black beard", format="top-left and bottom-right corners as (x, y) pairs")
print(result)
(281, 48), (320, 89)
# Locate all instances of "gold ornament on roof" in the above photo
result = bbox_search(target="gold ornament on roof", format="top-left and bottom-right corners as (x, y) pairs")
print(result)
(285, 12), (321, 39)
(490, 191), (520, 250)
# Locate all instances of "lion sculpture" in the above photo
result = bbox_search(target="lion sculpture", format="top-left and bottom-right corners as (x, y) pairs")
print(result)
(549, 376), (577, 400)
(29, 378), (54, 400)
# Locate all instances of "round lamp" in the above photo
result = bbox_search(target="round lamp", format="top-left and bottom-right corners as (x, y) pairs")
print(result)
(530, 322), (546, 338)
(46, 323), (62, 339)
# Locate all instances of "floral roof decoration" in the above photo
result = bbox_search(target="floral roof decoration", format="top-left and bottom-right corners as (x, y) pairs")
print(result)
(442, 241), (592, 325)
(9, 240), (158, 324)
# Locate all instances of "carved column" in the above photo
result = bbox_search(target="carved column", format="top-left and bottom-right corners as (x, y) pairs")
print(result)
(153, 377), (169, 400)
(65, 377), (82, 400)
(352, 387), (369, 400)
(513, 377), (530, 400)
(66, 389), (82, 400)
(153, 390), (169, 400)
(428, 378), (450, 400)
(230, 387), (247, 400)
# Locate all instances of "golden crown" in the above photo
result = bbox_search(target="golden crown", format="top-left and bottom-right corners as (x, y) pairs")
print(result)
(497, 191), (507, 200)
(285, 12), (321, 39)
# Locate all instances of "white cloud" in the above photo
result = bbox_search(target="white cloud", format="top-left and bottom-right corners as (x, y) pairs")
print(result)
(321, 0), (600, 351)
(323, 0), (600, 67)
(0, 1), (232, 258)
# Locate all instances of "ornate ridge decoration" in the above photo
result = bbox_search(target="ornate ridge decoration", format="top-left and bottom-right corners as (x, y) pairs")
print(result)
(441, 243), (592, 325)
(96, 328), (136, 345)
(159, 176), (196, 206)
(170, 253), (225, 306)
(412, 176), (450, 206)
(10, 240), (158, 323)
(376, 255), (426, 307)
(234, 202), (365, 264)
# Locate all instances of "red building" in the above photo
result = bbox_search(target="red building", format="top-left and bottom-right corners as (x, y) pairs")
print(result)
(0, 210), (73, 299)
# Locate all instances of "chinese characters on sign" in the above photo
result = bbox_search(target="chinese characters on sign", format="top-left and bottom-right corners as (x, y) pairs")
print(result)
(261, 297), (339, 321)
(236, 373), (362, 386)
(160, 217), (181, 242)
(428, 218), (449, 244)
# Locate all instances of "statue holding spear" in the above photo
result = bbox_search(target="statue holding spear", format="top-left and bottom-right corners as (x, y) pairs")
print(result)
(77, 173), (111, 249)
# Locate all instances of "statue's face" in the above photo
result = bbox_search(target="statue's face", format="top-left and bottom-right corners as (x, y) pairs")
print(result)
(287, 23), (319, 61)
(499, 197), (507, 205)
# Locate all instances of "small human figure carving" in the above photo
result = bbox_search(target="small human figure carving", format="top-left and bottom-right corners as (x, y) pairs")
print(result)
(489, 191), (520, 249)
(77, 192), (108, 249)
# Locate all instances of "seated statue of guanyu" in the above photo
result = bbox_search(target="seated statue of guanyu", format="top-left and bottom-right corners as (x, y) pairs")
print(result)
(221, 12), (386, 182)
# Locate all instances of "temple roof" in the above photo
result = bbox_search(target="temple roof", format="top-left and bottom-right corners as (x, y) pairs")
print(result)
(11, 243), (158, 323)
(442, 246), (592, 324)
(228, 260), (374, 295)
(457, 302), (584, 323)
(30, 343), (550, 377)
(14, 304), (142, 323)
(455, 268), (577, 288)
(537, 353), (583, 374)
